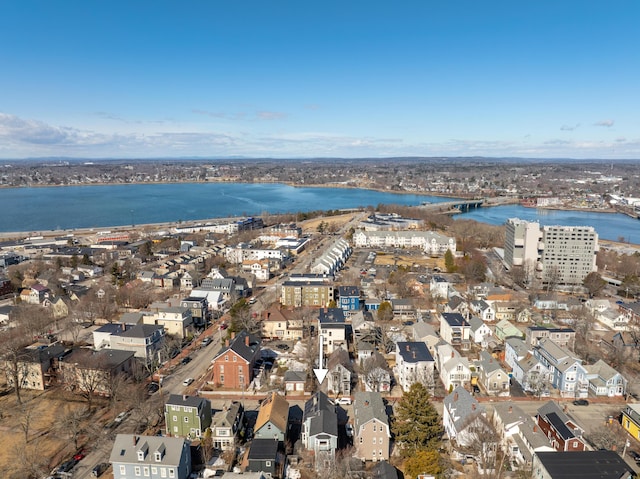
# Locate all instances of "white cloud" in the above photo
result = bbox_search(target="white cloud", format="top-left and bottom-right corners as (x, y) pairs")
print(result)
(560, 123), (580, 131)
(594, 119), (615, 127)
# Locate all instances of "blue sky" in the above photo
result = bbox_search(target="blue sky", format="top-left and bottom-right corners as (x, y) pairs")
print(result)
(0, 1), (638, 159)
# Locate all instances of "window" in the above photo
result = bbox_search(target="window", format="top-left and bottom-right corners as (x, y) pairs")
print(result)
(573, 441), (578, 448)
(135, 466), (141, 476)
(173, 426), (178, 433)
(120, 465), (126, 475)
(161, 468), (167, 478)
(173, 416), (177, 422)
(373, 437), (376, 445)
(225, 355), (229, 361)
(155, 452), (162, 462)
(266, 461), (272, 467)
(233, 356), (237, 362)
(169, 468), (175, 478)
(144, 466), (150, 476)
(184, 417), (189, 423)
(373, 425), (376, 432)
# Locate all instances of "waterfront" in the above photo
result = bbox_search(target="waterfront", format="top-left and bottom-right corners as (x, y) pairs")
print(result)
(0, 183), (452, 234)
(458, 204), (640, 244)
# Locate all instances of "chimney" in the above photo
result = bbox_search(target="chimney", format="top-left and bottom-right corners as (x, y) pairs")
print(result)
(183, 394), (187, 401)
(245, 335), (250, 347)
(472, 403), (476, 411)
(122, 323), (126, 332)
(451, 351), (455, 358)
(231, 331), (236, 340)
(533, 425), (538, 433)
(133, 435), (139, 445)
(225, 339), (230, 347)
(508, 406), (513, 413)
(412, 351), (416, 359)
(453, 391), (458, 402)
(406, 345), (410, 351)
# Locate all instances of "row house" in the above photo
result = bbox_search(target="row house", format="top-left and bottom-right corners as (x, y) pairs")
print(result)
(164, 395), (212, 439)
(352, 230), (456, 256)
(618, 301), (640, 325)
(310, 238), (351, 276)
(391, 298), (416, 320)
(394, 341), (435, 392)
(535, 401), (587, 452)
(353, 391), (390, 462)
(435, 342), (471, 392)
(439, 313), (470, 349)
(302, 391), (338, 470)
(533, 338), (588, 398)
(211, 331), (262, 390)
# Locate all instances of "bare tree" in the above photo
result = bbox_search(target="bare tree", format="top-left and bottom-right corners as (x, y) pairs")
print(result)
(457, 415), (503, 478)
(0, 328), (32, 404)
(54, 405), (89, 450)
(359, 352), (391, 392)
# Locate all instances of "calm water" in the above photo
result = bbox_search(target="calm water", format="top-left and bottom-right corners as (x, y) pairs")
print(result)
(458, 204), (640, 244)
(0, 183), (453, 233)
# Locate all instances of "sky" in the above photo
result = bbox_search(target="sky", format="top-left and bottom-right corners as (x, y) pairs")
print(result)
(0, 1), (638, 160)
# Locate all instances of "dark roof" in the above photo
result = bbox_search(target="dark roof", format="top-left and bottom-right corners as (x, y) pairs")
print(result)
(247, 438), (279, 460)
(545, 412), (575, 440)
(95, 323), (124, 334)
(371, 461), (398, 479)
(308, 409), (338, 437)
(116, 324), (163, 338)
(535, 450), (634, 479)
(215, 330), (261, 363)
(166, 394), (211, 411)
(21, 343), (66, 363)
(338, 285), (360, 297)
(318, 308), (345, 324)
(304, 391), (334, 419)
(441, 312), (470, 327)
(396, 342), (433, 363)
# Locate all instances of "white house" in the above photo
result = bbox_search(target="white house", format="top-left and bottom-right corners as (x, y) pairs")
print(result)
(394, 341), (435, 392)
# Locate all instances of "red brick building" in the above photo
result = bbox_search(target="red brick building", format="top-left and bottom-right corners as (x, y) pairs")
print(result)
(211, 331), (261, 389)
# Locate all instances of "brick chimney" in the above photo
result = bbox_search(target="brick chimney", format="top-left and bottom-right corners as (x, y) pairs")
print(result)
(245, 335), (250, 347)
(472, 403), (476, 411)
(231, 331), (236, 340)
(225, 339), (230, 347)
(453, 391), (458, 402)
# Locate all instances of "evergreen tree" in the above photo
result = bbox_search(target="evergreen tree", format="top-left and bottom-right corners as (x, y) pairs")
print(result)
(392, 382), (444, 456)
(377, 301), (393, 321)
(444, 249), (456, 273)
(404, 449), (443, 479)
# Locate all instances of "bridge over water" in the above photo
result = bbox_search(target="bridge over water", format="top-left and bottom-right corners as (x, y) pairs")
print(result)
(419, 196), (518, 213)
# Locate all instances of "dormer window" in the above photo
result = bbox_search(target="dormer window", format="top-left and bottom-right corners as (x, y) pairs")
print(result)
(137, 442), (149, 461)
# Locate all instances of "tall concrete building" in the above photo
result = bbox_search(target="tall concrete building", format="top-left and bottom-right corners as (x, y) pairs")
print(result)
(504, 218), (541, 269)
(540, 225), (598, 286)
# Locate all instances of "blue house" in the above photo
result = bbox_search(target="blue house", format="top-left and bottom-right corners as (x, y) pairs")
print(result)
(533, 338), (588, 398)
(339, 286), (361, 314)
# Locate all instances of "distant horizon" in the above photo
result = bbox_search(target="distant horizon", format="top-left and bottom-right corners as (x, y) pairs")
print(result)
(1, 2), (638, 159)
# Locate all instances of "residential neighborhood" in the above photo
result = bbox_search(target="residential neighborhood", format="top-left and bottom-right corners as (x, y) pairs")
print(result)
(1, 189), (640, 479)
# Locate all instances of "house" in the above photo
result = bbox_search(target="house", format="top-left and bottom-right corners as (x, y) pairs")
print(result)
(42, 295), (69, 319)
(411, 322), (441, 356)
(180, 296), (208, 328)
(180, 271), (194, 291)
(596, 307), (630, 330)
(283, 370), (307, 394)
(469, 316), (492, 347)
(504, 337), (531, 373)
(511, 353), (550, 395)
(27, 283), (50, 304)
(532, 450), (634, 479)
(533, 338), (588, 398)
(58, 348), (135, 396)
(391, 298), (415, 320)
(302, 391), (338, 470)
(535, 401), (587, 452)
(108, 323), (166, 366)
(144, 306), (194, 339)
(394, 341), (435, 392)
(210, 401), (244, 450)
(353, 391), (390, 462)
(318, 308), (348, 354)
(525, 326), (575, 349)
(444, 295), (469, 318)
(361, 352), (392, 393)
(439, 313), (470, 349)
(430, 276), (450, 300)
(164, 395), (212, 439)
(622, 403), (640, 440)
(110, 434), (192, 479)
(352, 310), (376, 342)
(242, 259), (273, 282)
(435, 342), (472, 392)
(475, 351), (510, 397)
(356, 340), (376, 364)
(584, 359), (627, 397)
(246, 439), (283, 478)
(211, 331), (261, 389)
(323, 347), (353, 397)
(339, 285), (361, 315)
(494, 319), (523, 341)
(442, 386), (488, 447)
(254, 392), (289, 442)
(2, 343), (65, 390)
(470, 300), (495, 322)
(261, 306), (303, 342)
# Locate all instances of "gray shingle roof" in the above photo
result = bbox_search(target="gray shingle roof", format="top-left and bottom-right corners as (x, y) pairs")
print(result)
(110, 434), (188, 467)
(354, 391), (388, 432)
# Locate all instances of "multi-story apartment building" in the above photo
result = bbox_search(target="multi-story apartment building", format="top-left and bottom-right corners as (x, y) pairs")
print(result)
(352, 230), (456, 256)
(540, 225), (598, 286)
(504, 218), (541, 269)
(110, 434), (192, 479)
(211, 331), (261, 389)
(280, 276), (335, 307)
(353, 391), (390, 462)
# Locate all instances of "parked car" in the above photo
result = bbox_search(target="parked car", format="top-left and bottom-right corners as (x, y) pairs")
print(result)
(92, 462), (109, 477)
(345, 424), (354, 437)
(147, 382), (160, 395)
(572, 399), (589, 406)
(201, 337), (212, 347)
(181, 356), (192, 365)
(183, 377), (194, 386)
(275, 343), (289, 351)
(73, 449), (86, 461)
(629, 450), (640, 464)
(114, 410), (129, 423)
(56, 458), (78, 473)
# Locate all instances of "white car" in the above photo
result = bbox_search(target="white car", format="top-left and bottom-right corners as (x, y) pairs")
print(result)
(345, 424), (354, 437)
(182, 377), (194, 387)
(336, 397), (352, 405)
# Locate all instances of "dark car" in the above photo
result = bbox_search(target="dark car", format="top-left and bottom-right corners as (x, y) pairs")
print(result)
(629, 450), (640, 463)
(92, 462), (109, 477)
(147, 382), (160, 394)
(572, 399), (589, 406)
(57, 458), (78, 473)
(275, 343), (289, 351)
(181, 356), (192, 365)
